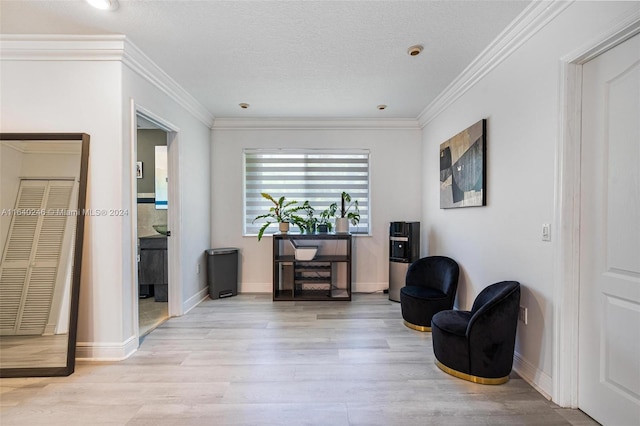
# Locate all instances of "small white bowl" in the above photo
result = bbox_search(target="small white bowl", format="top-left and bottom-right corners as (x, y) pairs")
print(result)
(294, 246), (318, 261)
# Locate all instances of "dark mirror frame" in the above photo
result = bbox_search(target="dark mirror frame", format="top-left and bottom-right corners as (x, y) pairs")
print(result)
(0, 133), (89, 378)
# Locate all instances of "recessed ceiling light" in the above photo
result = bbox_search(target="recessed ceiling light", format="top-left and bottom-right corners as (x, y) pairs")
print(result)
(239, 103), (250, 109)
(407, 45), (423, 56)
(86, 0), (119, 10)
(377, 105), (387, 110)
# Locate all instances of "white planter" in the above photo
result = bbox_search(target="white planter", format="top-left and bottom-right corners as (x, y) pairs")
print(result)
(335, 217), (349, 233)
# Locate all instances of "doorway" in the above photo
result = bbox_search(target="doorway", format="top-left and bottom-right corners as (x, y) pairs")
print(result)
(135, 114), (171, 337)
(554, 16), (640, 416)
(131, 110), (182, 338)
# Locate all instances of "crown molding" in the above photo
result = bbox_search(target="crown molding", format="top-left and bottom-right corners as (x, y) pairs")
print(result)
(0, 34), (127, 60)
(121, 38), (214, 128)
(417, 0), (574, 128)
(562, 7), (640, 65)
(212, 117), (420, 130)
(0, 34), (214, 128)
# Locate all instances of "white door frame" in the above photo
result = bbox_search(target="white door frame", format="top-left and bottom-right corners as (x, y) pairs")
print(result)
(553, 11), (640, 408)
(130, 102), (183, 342)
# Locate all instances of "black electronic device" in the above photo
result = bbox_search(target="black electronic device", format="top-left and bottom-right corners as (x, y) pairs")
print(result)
(388, 222), (420, 302)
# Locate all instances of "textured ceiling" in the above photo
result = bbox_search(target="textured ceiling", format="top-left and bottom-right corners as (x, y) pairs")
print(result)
(0, 1), (531, 119)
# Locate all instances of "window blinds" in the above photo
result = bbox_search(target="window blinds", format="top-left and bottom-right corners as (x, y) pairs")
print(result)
(244, 149), (370, 235)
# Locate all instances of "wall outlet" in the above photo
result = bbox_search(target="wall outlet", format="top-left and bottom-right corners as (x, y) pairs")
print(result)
(542, 223), (551, 241)
(519, 305), (528, 325)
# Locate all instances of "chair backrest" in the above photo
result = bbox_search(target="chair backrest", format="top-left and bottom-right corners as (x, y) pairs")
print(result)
(466, 281), (521, 377)
(405, 256), (460, 297)
(469, 281), (521, 325)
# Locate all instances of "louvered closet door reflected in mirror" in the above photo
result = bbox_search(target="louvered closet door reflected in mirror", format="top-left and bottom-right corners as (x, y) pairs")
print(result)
(0, 180), (76, 337)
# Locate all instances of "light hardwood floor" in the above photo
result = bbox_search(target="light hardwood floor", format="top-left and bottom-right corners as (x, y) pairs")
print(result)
(0, 294), (598, 426)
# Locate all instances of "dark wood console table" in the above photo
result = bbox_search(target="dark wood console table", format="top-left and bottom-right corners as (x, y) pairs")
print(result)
(272, 233), (352, 301)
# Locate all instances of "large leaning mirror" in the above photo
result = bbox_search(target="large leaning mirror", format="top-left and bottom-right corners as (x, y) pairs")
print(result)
(0, 133), (89, 377)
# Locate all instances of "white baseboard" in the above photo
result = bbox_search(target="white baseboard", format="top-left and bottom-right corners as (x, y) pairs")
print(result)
(513, 351), (553, 400)
(352, 282), (389, 294)
(183, 286), (209, 314)
(238, 281), (389, 294)
(75, 335), (138, 361)
(75, 289), (208, 362)
(238, 281), (271, 293)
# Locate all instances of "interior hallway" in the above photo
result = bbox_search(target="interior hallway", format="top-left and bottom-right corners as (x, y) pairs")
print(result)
(0, 294), (598, 425)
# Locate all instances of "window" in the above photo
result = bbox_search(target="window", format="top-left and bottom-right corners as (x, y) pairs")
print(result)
(244, 149), (370, 236)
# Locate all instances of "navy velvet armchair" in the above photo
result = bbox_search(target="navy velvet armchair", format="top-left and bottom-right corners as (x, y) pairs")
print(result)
(431, 280), (521, 384)
(400, 256), (459, 332)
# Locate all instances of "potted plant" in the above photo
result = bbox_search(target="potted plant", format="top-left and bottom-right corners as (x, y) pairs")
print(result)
(300, 201), (317, 234)
(252, 193), (305, 241)
(334, 191), (360, 233)
(317, 203), (337, 233)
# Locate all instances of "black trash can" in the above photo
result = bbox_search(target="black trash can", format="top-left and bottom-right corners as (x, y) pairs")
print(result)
(206, 248), (239, 299)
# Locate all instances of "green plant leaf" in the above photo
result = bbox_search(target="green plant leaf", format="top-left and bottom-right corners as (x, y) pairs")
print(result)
(252, 213), (272, 222)
(257, 221), (272, 241)
(261, 192), (277, 204)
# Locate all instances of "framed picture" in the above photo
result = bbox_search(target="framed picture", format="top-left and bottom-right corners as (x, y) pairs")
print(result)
(136, 161), (143, 179)
(440, 119), (486, 208)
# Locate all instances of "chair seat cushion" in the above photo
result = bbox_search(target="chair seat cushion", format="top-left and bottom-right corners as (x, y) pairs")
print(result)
(400, 286), (452, 328)
(431, 310), (472, 337)
(431, 309), (471, 374)
(400, 285), (446, 300)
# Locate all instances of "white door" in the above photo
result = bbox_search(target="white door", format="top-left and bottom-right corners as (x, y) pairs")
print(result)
(0, 180), (75, 336)
(578, 33), (640, 425)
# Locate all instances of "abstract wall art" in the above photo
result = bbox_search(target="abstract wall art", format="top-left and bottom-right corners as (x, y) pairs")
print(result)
(440, 119), (486, 208)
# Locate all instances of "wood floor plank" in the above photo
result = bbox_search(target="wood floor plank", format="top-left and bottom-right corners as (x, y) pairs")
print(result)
(130, 403), (350, 426)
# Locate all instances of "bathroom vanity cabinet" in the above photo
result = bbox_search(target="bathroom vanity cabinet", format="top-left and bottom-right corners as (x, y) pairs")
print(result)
(139, 235), (168, 302)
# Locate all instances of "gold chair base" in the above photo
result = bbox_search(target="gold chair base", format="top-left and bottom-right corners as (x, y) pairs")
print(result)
(435, 360), (509, 385)
(403, 320), (431, 332)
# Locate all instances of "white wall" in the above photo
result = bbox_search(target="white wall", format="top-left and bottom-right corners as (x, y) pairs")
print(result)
(211, 122), (422, 293)
(1, 37), (213, 360)
(420, 1), (640, 397)
(0, 59), (126, 355)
